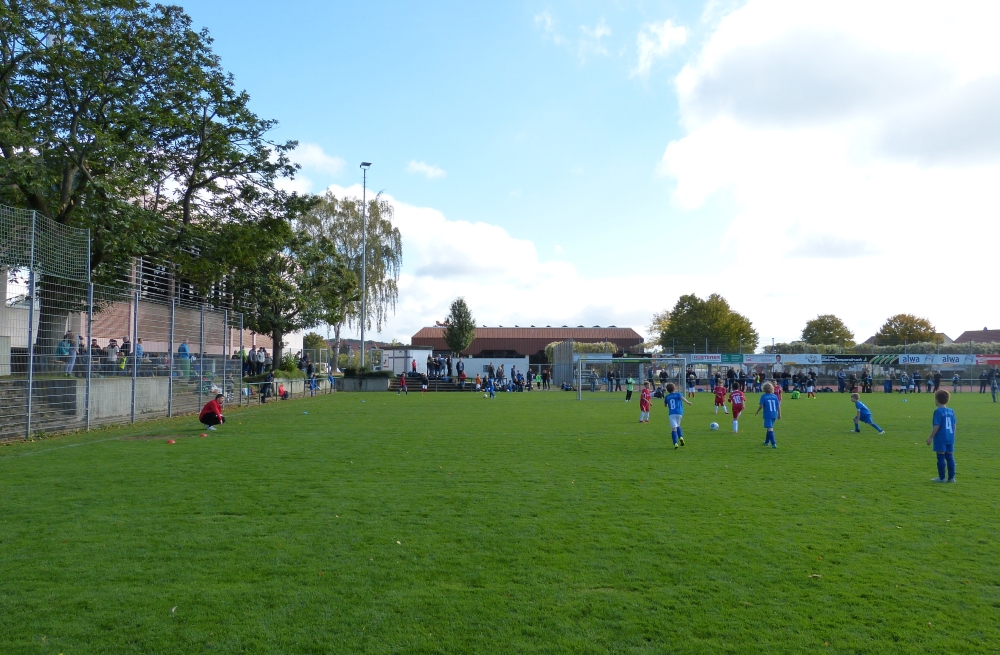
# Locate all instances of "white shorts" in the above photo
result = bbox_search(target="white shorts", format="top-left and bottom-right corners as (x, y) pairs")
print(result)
(806, 386), (814, 393)
(669, 414), (683, 429)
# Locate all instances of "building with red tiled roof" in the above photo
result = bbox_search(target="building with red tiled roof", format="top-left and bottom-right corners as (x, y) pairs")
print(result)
(411, 326), (643, 362)
(954, 328), (1000, 343)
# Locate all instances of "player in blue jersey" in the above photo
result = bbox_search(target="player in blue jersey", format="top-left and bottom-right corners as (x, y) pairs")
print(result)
(663, 382), (692, 449)
(926, 389), (957, 482)
(851, 393), (885, 434)
(755, 382), (781, 448)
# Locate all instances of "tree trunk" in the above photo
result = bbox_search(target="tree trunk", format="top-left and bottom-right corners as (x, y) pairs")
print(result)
(332, 322), (342, 373)
(271, 329), (284, 370)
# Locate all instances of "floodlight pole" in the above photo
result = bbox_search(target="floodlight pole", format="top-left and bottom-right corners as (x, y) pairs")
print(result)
(359, 162), (371, 369)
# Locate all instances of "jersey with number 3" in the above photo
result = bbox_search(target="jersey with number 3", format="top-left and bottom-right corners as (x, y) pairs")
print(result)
(933, 407), (956, 444)
(760, 393), (779, 420)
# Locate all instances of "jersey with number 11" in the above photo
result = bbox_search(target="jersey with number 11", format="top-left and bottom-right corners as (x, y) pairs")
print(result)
(760, 393), (779, 419)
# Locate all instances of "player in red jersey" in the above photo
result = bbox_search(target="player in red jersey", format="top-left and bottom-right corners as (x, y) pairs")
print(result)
(713, 382), (729, 415)
(639, 381), (652, 423)
(774, 383), (783, 404)
(728, 387), (746, 433)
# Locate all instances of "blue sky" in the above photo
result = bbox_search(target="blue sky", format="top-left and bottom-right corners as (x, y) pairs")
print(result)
(181, 0), (1000, 347)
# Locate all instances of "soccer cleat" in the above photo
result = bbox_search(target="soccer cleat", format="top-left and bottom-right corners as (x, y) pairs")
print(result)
(678, 437), (685, 446)
(207, 426), (217, 431)
(771, 444), (777, 449)
(878, 430), (886, 435)
(674, 443), (679, 450)
(931, 478), (946, 483)
(947, 478), (957, 483)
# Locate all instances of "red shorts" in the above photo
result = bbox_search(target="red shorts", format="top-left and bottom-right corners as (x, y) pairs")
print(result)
(640, 402), (650, 412)
(732, 406), (744, 419)
(715, 398), (725, 406)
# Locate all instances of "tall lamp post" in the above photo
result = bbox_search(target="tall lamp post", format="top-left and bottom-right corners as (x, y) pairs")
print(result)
(360, 162), (371, 368)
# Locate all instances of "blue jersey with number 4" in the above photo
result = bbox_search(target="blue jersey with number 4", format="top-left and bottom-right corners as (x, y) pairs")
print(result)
(665, 392), (685, 415)
(760, 393), (780, 420)
(933, 407), (956, 444)
(855, 400), (872, 418)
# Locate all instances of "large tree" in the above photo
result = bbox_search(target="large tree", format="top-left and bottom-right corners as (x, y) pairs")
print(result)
(874, 314), (939, 345)
(443, 298), (476, 355)
(801, 314), (855, 346)
(299, 191), (402, 371)
(658, 293), (758, 353)
(230, 209), (357, 365)
(0, 0), (300, 351)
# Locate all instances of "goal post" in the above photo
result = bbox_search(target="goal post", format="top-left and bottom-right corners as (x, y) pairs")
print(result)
(576, 355), (686, 400)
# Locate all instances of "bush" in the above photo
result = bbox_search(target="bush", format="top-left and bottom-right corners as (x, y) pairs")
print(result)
(545, 341), (620, 362)
(342, 368), (391, 378)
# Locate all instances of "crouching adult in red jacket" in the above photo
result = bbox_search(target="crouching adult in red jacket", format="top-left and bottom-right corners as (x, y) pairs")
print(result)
(199, 394), (225, 430)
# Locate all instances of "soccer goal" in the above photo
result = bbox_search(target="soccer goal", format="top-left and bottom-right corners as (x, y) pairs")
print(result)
(576, 356), (687, 401)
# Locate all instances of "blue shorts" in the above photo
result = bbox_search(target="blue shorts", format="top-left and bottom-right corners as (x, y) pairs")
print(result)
(763, 417), (776, 429)
(859, 414), (874, 424)
(933, 437), (954, 453)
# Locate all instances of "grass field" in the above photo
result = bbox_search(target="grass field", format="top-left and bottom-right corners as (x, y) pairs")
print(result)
(2, 389), (999, 654)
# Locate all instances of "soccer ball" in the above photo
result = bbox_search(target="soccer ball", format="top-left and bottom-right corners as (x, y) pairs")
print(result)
(710, 422), (720, 431)
(483, 393), (489, 399)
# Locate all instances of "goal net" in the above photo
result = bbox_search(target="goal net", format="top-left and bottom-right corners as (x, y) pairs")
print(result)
(576, 356), (686, 401)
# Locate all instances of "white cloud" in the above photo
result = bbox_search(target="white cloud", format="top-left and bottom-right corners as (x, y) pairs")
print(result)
(632, 20), (687, 77)
(406, 160), (447, 179)
(578, 20), (611, 61)
(655, 0), (1000, 340)
(293, 143), (346, 177)
(322, 184), (739, 344)
(534, 10), (566, 45)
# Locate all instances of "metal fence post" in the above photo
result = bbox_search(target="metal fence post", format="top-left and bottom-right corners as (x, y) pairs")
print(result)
(167, 299), (175, 418)
(24, 211), (37, 440)
(130, 290), (138, 423)
(222, 309), (228, 402)
(199, 303), (205, 409)
(238, 314), (243, 407)
(85, 283), (93, 431)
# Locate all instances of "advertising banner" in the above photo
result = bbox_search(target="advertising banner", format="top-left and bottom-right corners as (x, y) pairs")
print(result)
(898, 354), (977, 367)
(743, 354), (776, 365)
(977, 355), (1000, 366)
(720, 354), (744, 364)
(685, 354), (722, 364)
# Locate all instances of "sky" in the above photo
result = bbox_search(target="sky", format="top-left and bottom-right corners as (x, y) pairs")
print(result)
(179, 0), (1000, 350)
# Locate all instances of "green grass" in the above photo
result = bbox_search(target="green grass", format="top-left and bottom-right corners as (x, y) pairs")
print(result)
(1, 389), (999, 654)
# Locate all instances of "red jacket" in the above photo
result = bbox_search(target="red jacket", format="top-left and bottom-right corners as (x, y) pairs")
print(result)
(199, 399), (223, 422)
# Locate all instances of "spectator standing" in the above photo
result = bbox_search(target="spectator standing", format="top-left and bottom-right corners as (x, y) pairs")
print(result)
(980, 370), (989, 393)
(837, 370), (846, 393)
(933, 370), (942, 392)
(912, 370), (922, 393)
(177, 340), (191, 379)
(107, 339), (121, 376)
(447, 356), (453, 378)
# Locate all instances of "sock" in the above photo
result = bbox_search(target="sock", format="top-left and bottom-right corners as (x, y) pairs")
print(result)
(871, 422), (882, 432)
(723, 407), (728, 414)
(767, 430), (774, 445)
(715, 407), (719, 414)
(936, 454), (947, 480)
(733, 420), (738, 431)
(677, 427), (683, 439)
(854, 420), (860, 432)
(671, 431), (678, 445)
(945, 453), (956, 480)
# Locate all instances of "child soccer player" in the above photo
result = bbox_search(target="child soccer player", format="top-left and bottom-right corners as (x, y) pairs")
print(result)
(774, 381), (783, 405)
(485, 376), (496, 399)
(664, 382), (692, 449)
(728, 385), (745, 433)
(625, 376), (635, 402)
(639, 381), (651, 423)
(713, 381), (728, 415)
(927, 389), (957, 482)
(806, 378), (815, 398)
(755, 382), (780, 448)
(851, 393), (885, 434)
(398, 372), (407, 395)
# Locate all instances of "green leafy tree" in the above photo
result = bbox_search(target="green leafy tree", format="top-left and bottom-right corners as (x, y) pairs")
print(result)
(302, 332), (326, 352)
(658, 293), (758, 353)
(299, 191), (402, 370)
(644, 309), (671, 351)
(801, 314), (855, 346)
(443, 298), (476, 355)
(0, 0), (300, 351)
(874, 314), (939, 346)
(231, 208), (357, 364)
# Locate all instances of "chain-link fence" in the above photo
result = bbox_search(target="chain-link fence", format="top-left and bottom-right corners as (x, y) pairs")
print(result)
(0, 205), (249, 442)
